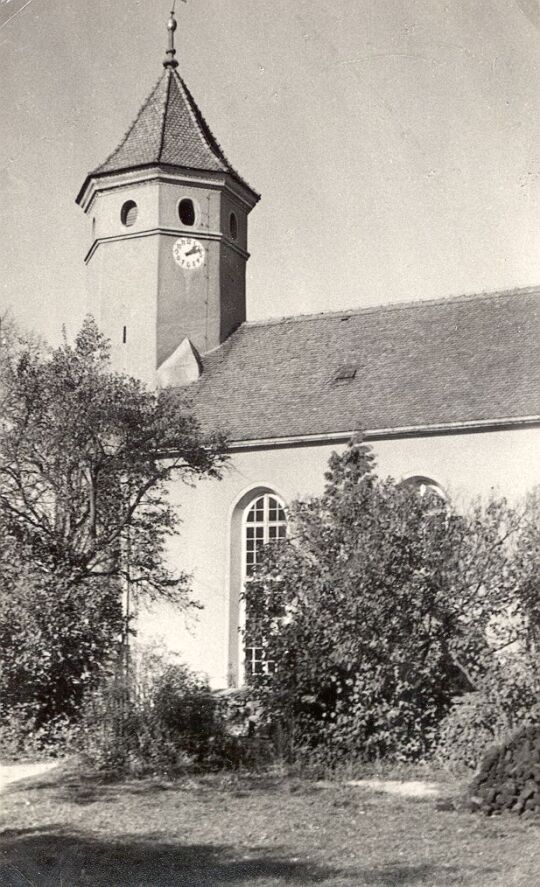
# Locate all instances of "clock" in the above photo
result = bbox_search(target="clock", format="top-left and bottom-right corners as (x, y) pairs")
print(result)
(172, 237), (206, 270)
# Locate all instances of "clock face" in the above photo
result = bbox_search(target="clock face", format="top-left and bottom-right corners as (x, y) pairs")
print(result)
(172, 237), (206, 270)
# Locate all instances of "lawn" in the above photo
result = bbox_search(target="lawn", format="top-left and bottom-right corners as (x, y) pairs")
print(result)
(0, 766), (538, 886)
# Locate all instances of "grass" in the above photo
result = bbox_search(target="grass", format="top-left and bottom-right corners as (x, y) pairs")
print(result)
(0, 765), (538, 886)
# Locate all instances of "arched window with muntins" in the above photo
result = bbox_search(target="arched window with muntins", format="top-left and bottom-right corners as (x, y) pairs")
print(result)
(242, 493), (287, 677)
(400, 475), (447, 503)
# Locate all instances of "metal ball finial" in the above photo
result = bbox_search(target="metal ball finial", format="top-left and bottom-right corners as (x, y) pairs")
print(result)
(163, 7), (179, 68)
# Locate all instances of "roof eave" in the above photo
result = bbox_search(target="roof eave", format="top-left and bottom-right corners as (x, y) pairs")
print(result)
(76, 163), (260, 212)
(223, 415), (540, 450)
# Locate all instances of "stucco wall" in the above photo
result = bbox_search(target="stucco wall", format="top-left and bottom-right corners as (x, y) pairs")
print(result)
(87, 235), (159, 383)
(137, 425), (540, 687)
(87, 175), (250, 379)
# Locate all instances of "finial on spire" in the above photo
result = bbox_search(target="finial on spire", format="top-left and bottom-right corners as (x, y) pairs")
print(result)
(163, 1), (186, 69)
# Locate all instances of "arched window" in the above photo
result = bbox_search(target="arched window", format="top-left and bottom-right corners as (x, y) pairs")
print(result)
(229, 211), (238, 240)
(120, 200), (138, 227)
(400, 475), (447, 503)
(242, 493), (287, 677)
(179, 198), (196, 227)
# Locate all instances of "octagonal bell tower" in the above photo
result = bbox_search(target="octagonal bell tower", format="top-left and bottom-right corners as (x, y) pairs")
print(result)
(76, 11), (259, 385)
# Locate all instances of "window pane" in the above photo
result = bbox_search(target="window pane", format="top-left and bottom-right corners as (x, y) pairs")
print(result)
(243, 494), (287, 678)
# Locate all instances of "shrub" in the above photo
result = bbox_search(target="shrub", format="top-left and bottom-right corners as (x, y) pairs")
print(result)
(79, 646), (256, 777)
(436, 654), (540, 772)
(470, 724), (540, 817)
(0, 572), (124, 729)
(246, 437), (540, 768)
(245, 438), (476, 764)
(0, 704), (79, 762)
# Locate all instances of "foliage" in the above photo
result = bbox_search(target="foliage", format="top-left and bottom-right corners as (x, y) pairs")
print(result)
(0, 570), (124, 727)
(436, 653), (540, 773)
(245, 435), (540, 765)
(0, 704), (79, 762)
(0, 317), (227, 726)
(80, 646), (239, 776)
(470, 724), (540, 817)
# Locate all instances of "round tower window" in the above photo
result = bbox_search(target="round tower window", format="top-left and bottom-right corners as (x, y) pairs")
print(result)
(229, 212), (238, 240)
(120, 200), (138, 227)
(179, 198), (196, 227)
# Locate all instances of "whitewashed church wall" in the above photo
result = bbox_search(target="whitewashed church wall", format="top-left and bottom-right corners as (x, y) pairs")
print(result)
(137, 425), (540, 688)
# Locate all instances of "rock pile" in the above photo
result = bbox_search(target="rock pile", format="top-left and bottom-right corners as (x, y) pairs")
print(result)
(471, 724), (540, 817)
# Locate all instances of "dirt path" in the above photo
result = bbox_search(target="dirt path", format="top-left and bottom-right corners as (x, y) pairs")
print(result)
(0, 761), (57, 793)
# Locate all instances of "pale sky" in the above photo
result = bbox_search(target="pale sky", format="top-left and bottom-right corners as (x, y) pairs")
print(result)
(1, 0), (539, 344)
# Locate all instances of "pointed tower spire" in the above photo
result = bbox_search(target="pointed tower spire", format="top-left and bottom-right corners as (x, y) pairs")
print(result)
(76, 3), (260, 381)
(164, 2), (181, 69)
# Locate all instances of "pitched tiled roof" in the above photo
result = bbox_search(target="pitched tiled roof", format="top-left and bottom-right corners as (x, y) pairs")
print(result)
(188, 287), (540, 443)
(88, 68), (257, 197)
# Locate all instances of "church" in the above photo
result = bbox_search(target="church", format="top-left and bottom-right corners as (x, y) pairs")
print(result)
(75, 12), (540, 688)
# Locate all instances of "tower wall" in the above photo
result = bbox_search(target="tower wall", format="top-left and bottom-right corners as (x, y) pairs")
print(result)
(219, 190), (249, 343)
(85, 174), (251, 382)
(86, 185), (160, 383)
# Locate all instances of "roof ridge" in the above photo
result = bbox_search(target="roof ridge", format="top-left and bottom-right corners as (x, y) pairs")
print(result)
(157, 69), (173, 163)
(95, 71), (167, 174)
(240, 284), (540, 330)
(174, 72), (228, 172)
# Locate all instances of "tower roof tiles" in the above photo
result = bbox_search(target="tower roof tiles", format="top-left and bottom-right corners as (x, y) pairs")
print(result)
(79, 68), (257, 201)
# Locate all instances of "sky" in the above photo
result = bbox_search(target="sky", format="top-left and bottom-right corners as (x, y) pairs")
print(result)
(1, 0), (539, 344)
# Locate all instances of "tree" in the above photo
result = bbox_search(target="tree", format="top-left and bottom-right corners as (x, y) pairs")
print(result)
(245, 436), (540, 763)
(0, 317), (227, 725)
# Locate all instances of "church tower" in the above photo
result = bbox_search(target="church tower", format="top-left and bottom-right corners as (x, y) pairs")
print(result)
(76, 11), (259, 385)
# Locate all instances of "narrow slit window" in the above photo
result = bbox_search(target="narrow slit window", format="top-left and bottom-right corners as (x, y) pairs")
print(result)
(122, 326), (127, 344)
(332, 364), (357, 384)
(230, 211), (238, 240)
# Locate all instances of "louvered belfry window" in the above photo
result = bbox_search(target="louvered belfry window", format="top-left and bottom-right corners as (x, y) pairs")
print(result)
(121, 200), (138, 227)
(243, 494), (287, 677)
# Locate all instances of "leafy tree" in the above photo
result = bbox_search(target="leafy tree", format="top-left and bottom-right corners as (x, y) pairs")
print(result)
(0, 317), (226, 725)
(245, 436), (540, 763)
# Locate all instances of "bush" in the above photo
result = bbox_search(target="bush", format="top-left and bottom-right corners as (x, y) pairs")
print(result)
(246, 437), (540, 768)
(470, 724), (540, 817)
(436, 655), (540, 772)
(245, 437), (475, 765)
(0, 704), (79, 762)
(0, 573), (124, 729)
(79, 647), (260, 777)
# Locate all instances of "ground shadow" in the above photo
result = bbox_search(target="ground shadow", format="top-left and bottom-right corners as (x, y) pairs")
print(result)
(5, 769), (327, 808)
(0, 824), (467, 886)
(1, 825), (336, 886)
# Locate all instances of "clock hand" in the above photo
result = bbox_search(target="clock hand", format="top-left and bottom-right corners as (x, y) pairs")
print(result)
(185, 245), (201, 257)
